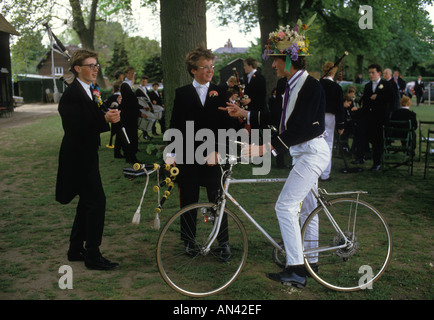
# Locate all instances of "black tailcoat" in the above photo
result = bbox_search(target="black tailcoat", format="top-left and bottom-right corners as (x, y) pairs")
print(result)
(55, 78), (110, 252)
(56, 79), (109, 204)
(121, 82), (141, 158)
(361, 79), (394, 165)
(244, 71), (267, 112)
(319, 78), (345, 130)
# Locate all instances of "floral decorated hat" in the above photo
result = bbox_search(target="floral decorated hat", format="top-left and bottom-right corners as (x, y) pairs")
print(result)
(263, 14), (316, 70)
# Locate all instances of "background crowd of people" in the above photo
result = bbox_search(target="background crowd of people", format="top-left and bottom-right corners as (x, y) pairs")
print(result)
(97, 56), (426, 179)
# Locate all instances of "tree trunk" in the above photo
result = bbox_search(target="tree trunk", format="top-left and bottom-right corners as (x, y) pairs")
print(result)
(69, 0), (97, 49)
(356, 54), (364, 76)
(280, 0), (303, 25)
(69, 0), (106, 87)
(160, 0), (207, 129)
(257, 0), (279, 102)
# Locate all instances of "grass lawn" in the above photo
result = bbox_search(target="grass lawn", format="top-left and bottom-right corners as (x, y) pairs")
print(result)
(0, 100), (433, 301)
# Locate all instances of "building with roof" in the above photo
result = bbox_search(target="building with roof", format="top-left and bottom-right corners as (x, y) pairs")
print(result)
(0, 13), (20, 114)
(213, 39), (248, 55)
(36, 44), (80, 84)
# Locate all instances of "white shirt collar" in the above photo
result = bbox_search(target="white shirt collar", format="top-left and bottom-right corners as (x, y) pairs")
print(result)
(372, 78), (381, 90)
(124, 77), (134, 88)
(247, 69), (257, 82)
(76, 77), (92, 99)
(287, 70), (305, 90)
(193, 79), (209, 106)
(193, 79), (209, 88)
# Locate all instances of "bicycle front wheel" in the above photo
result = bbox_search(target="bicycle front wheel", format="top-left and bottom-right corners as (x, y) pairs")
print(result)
(301, 198), (392, 292)
(156, 203), (248, 297)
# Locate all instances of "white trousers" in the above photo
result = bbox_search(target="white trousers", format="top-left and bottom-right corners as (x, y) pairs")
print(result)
(321, 113), (335, 179)
(275, 137), (330, 266)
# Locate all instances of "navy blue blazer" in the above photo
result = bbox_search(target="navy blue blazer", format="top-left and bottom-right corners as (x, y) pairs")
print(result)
(249, 74), (326, 155)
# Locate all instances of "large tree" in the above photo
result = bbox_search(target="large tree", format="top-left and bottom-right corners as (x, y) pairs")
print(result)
(159, 0), (207, 128)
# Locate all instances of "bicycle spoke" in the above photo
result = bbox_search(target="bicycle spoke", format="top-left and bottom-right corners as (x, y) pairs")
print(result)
(301, 198), (392, 291)
(156, 203), (248, 297)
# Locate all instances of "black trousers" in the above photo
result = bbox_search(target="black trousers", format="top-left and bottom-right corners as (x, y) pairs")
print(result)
(123, 122), (139, 162)
(177, 165), (229, 244)
(368, 116), (385, 166)
(69, 169), (106, 257)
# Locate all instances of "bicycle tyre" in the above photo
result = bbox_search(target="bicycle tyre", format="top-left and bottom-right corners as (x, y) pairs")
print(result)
(301, 198), (392, 292)
(156, 202), (248, 297)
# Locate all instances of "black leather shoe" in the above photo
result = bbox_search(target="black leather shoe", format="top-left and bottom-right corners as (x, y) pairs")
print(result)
(302, 263), (319, 277)
(351, 159), (365, 165)
(217, 242), (232, 262)
(67, 248), (86, 261)
(85, 256), (119, 270)
(184, 241), (199, 257)
(266, 268), (306, 288)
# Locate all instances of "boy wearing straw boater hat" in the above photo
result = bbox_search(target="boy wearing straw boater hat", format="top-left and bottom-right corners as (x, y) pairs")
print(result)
(220, 14), (329, 288)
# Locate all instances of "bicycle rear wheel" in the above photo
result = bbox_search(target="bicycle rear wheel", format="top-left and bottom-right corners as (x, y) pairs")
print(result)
(301, 198), (392, 291)
(156, 202), (248, 297)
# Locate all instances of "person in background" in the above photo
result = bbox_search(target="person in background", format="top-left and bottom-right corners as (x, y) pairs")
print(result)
(390, 95), (417, 152)
(148, 81), (166, 134)
(121, 67), (147, 163)
(414, 76), (425, 106)
(319, 61), (345, 182)
(361, 63), (394, 171)
(103, 80), (124, 158)
(242, 58), (267, 113)
(383, 68), (400, 119)
(393, 70), (406, 98)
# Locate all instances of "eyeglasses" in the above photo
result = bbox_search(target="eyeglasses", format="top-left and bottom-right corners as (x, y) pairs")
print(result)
(198, 65), (215, 71)
(81, 63), (100, 70)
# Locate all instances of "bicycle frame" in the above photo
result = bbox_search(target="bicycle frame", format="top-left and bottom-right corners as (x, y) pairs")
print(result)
(203, 162), (370, 259)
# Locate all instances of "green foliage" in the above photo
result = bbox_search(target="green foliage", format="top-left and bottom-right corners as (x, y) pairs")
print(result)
(94, 22), (128, 70)
(10, 30), (47, 77)
(207, 0), (258, 32)
(142, 55), (164, 82)
(99, 0), (133, 16)
(124, 36), (161, 79)
(211, 0), (434, 78)
(105, 41), (130, 80)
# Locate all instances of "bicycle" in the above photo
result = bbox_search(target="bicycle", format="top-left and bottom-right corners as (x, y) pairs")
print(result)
(155, 156), (392, 297)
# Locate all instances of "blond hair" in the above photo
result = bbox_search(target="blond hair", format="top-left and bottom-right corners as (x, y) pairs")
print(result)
(401, 95), (411, 107)
(185, 46), (215, 77)
(322, 61), (337, 77)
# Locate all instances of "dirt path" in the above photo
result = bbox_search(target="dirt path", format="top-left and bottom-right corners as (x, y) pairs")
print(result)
(0, 103), (58, 130)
